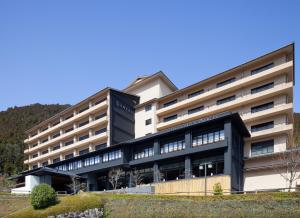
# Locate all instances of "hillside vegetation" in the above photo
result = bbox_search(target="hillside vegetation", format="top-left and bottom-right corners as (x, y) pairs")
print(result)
(0, 104), (70, 176)
(6, 192), (300, 218)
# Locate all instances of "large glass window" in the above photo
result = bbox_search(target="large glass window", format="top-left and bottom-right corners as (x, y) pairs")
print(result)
(161, 140), (185, 154)
(192, 129), (225, 147)
(134, 147), (154, 160)
(79, 134), (89, 141)
(251, 140), (274, 156)
(188, 106), (204, 115)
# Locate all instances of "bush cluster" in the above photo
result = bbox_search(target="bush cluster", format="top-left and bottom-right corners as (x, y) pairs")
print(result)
(30, 184), (57, 209)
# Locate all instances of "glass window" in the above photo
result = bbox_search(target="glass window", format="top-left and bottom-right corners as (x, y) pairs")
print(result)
(216, 95), (236, 105)
(251, 140), (274, 156)
(145, 104), (152, 111)
(208, 133), (214, 143)
(188, 106), (204, 115)
(163, 114), (178, 122)
(203, 134), (208, 144)
(220, 130), (225, 140)
(163, 99), (177, 108)
(216, 77), (236, 88)
(145, 119), (152, 125)
(251, 121), (274, 132)
(251, 82), (274, 94)
(188, 89), (204, 98)
(251, 102), (274, 113)
(214, 131), (220, 142)
(251, 63), (274, 75)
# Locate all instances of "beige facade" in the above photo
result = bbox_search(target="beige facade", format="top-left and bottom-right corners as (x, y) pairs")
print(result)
(24, 44), (296, 191)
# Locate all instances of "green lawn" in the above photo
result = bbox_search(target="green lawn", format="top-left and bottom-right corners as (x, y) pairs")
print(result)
(5, 192), (300, 218)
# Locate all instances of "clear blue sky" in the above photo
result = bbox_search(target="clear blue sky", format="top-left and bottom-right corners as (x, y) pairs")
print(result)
(0, 0), (299, 112)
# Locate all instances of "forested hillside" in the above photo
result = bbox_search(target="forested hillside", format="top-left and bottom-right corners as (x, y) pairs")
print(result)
(0, 104), (70, 176)
(294, 113), (300, 146)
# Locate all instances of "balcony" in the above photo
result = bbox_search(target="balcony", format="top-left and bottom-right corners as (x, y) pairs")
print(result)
(156, 61), (293, 117)
(246, 123), (293, 141)
(25, 100), (108, 143)
(24, 116), (108, 154)
(24, 132), (108, 165)
(157, 82), (293, 130)
(241, 103), (293, 123)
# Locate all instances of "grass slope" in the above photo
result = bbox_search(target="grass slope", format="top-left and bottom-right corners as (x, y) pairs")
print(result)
(6, 192), (300, 218)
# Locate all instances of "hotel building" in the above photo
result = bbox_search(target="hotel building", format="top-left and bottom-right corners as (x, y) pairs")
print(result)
(12, 44), (296, 194)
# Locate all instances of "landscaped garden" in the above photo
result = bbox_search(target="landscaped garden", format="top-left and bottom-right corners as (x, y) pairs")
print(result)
(3, 190), (300, 218)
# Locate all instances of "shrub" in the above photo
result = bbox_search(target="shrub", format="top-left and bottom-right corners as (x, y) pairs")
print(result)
(30, 184), (57, 209)
(213, 182), (223, 195)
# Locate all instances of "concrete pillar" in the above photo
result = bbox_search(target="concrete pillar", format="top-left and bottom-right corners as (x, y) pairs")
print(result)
(73, 149), (77, 157)
(73, 136), (77, 143)
(60, 141), (63, 148)
(60, 117), (63, 123)
(224, 120), (232, 175)
(185, 156), (192, 178)
(153, 140), (160, 155)
(89, 144), (93, 152)
(89, 129), (93, 137)
(89, 115), (93, 123)
(128, 171), (133, 188)
(153, 162), (160, 182)
(185, 130), (191, 149)
(73, 123), (77, 129)
(60, 129), (63, 135)
(73, 110), (77, 116)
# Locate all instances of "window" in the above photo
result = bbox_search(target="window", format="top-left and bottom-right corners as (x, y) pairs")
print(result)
(251, 140), (274, 156)
(79, 134), (89, 141)
(216, 95), (236, 105)
(95, 113), (106, 120)
(145, 104), (152, 111)
(32, 143), (38, 148)
(32, 153), (38, 158)
(79, 148), (89, 156)
(134, 147), (154, 160)
(65, 140), (74, 146)
(188, 89), (204, 98)
(216, 77), (236, 88)
(79, 106), (89, 113)
(251, 102), (274, 113)
(79, 120), (89, 127)
(42, 161), (48, 167)
(65, 153), (74, 160)
(42, 150), (48, 155)
(251, 63), (274, 75)
(64, 114), (73, 120)
(145, 119), (152, 125)
(161, 140), (185, 154)
(103, 150), (122, 162)
(192, 129), (225, 147)
(251, 82), (274, 94)
(42, 138), (48, 143)
(188, 106), (204, 115)
(163, 114), (178, 122)
(163, 99), (177, 108)
(32, 165), (38, 169)
(95, 128), (106, 135)
(42, 127), (48, 132)
(251, 121), (274, 132)
(52, 121), (60, 126)
(53, 145), (60, 151)
(53, 158), (60, 163)
(95, 143), (107, 151)
(94, 98), (106, 105)
(65, 127), (74, 133)
(52, 132), (60, 139)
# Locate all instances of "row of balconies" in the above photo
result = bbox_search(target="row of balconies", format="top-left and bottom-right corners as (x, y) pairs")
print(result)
(24, 130), (108, 165)
(25, 99), (108, 143)
(156, 61), (293, 117)
(24, 115), (108, 154)
(157, 81), (293, 130)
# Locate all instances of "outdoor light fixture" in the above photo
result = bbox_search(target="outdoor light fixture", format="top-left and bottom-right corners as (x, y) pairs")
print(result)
(199, 165), (204, 170)
(208, 164), (213, 169)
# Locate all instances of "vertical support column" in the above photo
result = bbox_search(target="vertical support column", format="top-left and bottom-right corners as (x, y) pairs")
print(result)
(128, 171), (133, 188)
(153, 162), (160, 182)
(185, 130), (191, 149)
(185, 156), (192, 178)
(153, 139), (160, 156)
(224, 120), (232, 175)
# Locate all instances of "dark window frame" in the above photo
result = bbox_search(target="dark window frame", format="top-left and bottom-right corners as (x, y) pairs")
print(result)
(145, 104), (152, 111)
(163, 99), (178, 108)
(188, 89), (204, 98)
(251, 140), (274, 156)
(251, 62), (274, 75)
(163, 114), (178, 122)
(251, 102), (274, 113)
(216, 95), (236, 105)
(251, 121), (274, 132)
(188, 105), (204, 115)
(216, 77), (236, 88)
(251, 82), (274, 94)
(145, 119), (152, 125)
